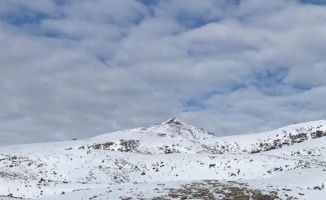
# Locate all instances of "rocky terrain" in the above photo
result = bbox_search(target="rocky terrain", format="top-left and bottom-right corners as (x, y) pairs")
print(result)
(1, 118), (326, 199)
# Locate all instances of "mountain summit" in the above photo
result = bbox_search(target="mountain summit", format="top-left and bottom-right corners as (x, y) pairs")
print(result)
(162, 117), (186, 126)
(84, 117), (216, 154)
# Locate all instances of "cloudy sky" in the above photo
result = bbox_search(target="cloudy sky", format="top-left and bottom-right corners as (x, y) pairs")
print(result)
(1, 0), (326, 146)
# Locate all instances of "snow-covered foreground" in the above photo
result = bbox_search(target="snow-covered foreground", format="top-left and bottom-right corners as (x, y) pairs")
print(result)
(1, 118), (326, 199)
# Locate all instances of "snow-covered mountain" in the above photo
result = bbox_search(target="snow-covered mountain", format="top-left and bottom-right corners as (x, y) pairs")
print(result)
(1, 118), (326, 199)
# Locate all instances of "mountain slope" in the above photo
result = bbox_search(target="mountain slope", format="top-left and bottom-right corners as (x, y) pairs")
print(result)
(1, 118), (326, 199)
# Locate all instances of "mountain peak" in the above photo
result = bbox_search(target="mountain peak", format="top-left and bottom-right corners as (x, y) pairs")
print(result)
(162, 117), (186, 126)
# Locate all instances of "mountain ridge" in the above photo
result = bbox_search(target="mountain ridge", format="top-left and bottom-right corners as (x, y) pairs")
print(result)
(74, 119), (326, 155)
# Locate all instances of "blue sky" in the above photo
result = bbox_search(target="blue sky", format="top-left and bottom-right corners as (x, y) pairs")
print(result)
(300, 0), (326, 5)
(0, 0), (326, 145)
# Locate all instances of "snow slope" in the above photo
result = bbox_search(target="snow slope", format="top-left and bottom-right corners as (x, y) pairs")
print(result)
(1, 118), (326, 199)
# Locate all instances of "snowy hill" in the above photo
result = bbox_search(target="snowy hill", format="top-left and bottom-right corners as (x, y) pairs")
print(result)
(1, 118), (326, 199)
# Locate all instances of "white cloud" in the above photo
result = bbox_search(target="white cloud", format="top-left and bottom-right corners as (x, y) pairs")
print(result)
(0, 0), (326, 145)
